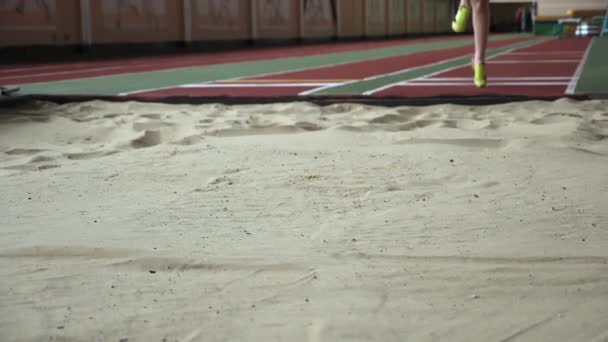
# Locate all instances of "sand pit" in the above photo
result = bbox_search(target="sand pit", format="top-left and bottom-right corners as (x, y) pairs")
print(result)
(1, 99), (607, 342)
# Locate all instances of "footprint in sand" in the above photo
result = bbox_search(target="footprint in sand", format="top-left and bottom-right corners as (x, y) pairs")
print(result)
(592, 120), (608, 129)
(140, 113), (164, 120)
(64, 150), (119, 160)
(3, 163), (60, 172)
(369, 114), (413, 124)
(224, 168), (244, 175)
(486, 121), (505, 130)
(323, 103), (357, 114)
(336, 125), (377, 132)
(481, 181), (501, 188)
(0, 246), (134, 259)
(37, 164), (60, 171)
(570, 147), (608, 156)
(397, 138), (506, 149)
(132, 121), (175, 132)
(102, 113), (122, 119)
(131, 130), (163, 149)
(210, 176), (232, 185)
(7, 154), (61, 171)
(443, 119), (491, 130)
(294, 121), (323, 131)
(203, 168), (245, 188)
(172, 135), (205, 146)
(4, 148), (48, 156)
(397, 120), (443, 131)
(531, 113), (583, 125)
(395, 108), (423, 119)
(30, 155), (56, 163)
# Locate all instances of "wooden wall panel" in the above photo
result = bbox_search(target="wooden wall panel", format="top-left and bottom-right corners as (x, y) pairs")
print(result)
(190, 0), (251, 41)
(0, 0), (81, 46)
(302, 0), (337, 38)
(254, 0), (299, 39)
(337, 0), (364, 37)
(388, 0), (406, 35)
(89, 0), (183, 44)
(407, 0), (423, 33)
(435, 0), (451, 33)
(421, 0), (435, 33)
(365, 0), (387, 37)
(0, 0), (461, 47)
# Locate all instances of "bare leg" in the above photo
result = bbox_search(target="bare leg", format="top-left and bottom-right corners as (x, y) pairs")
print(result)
(471, 0), (490, 64)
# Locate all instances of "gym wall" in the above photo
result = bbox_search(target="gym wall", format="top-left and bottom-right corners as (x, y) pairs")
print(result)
(0, 0), (454, 48)
(536, 0), (606, 17)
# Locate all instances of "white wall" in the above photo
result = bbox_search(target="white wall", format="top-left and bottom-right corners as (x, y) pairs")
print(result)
(491, 0), (605, 17)
(537, 0), (605, 16)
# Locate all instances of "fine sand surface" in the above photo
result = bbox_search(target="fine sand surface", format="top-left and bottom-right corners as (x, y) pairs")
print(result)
(1, 99), (607, 342)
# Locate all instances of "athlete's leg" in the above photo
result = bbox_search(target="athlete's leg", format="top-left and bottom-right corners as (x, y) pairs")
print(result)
(472, 0), (490, 64)
(471, 0), (490, 88)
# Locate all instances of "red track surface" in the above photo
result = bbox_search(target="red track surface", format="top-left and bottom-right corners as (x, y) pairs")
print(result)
(239, 37), (531, 81)
(0, 35), (470, 85)
(135, 37), (533, 98)
(8, 35), (589, 99)
(375, 38), (591, 97)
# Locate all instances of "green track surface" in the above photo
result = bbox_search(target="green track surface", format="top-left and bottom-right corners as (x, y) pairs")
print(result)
(19, 34), (526, 96)
(576, 38), (608, 94)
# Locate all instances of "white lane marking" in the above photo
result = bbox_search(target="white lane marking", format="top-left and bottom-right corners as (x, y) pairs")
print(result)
(566, 38), (595, 95)
(487, 60), (580, 64)
(363, 39), (551, 95)
(179, 83), (334, 88)
(396, 82), (569, 86)
(414, 77), (572, 81)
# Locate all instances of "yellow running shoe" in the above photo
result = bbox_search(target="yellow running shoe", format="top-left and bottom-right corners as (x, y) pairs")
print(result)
(452, 5), (471, 33)
(473, 63), (487, 88)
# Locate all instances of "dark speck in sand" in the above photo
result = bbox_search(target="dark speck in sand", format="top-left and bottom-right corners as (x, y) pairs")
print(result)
(149, 270), (157, 274)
